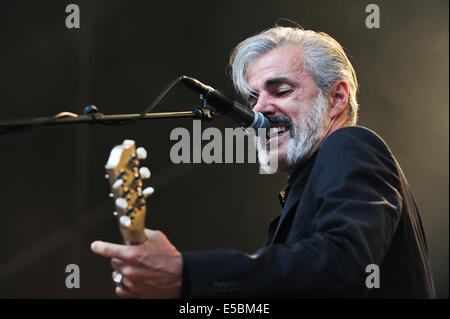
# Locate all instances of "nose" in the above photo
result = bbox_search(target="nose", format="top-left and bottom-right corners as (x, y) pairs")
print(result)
(252, 92), (276, 115)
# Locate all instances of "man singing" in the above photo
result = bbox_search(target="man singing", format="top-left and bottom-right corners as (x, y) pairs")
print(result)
(90, 26), (436, 298)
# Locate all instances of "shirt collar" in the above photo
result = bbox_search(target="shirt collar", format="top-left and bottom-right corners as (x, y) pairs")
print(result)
(279, 153), (318, 208)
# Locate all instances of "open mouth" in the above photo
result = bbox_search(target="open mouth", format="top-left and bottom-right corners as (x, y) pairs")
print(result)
(262, 115), (292, 147)
(266, 123), (291, 143)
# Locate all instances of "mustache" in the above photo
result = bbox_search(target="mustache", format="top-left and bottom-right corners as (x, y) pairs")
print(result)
(266, 115), (292, 126)
(265, 115), (295, 138)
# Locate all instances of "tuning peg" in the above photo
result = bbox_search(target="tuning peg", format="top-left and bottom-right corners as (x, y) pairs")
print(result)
(139, 167), (151, 179)
(142, 187), (155, 198)
(123, 139), (135, 147)
(104, 174), (109, 179)
(115, 197), (128, 210)
(136, 147), (147, 160)
(108, 192), (114, 198)
(119, 215), (131, 228)
(113, 211), (118, 216)
(112, 179), (124, 189)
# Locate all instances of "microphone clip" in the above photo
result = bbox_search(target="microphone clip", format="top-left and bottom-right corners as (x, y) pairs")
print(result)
(196, 91), (216, 121)
(192, 106), (215, 121)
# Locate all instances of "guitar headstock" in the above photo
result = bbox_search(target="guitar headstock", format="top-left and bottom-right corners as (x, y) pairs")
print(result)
(104, 139), (154, 245)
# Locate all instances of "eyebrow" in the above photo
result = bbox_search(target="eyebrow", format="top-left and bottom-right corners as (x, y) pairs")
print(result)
(264, 77), (294, 88)
(248, 77), (295, 100)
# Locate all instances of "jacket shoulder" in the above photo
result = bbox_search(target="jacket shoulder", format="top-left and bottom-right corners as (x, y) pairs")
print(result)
(313, 126), (401, 190)
(318, 126), (394, 160)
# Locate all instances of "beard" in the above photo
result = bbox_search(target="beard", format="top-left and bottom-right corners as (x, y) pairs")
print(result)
(256, 91), (330, 173)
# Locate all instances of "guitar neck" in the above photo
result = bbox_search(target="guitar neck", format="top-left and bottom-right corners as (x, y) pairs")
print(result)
(119, 210), (147, 245)
(121, 229), (146, 245)
(105, 139), (154, 247)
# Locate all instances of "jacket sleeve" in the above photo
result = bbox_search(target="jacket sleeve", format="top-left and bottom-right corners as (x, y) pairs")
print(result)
(181, 127), (403, 298)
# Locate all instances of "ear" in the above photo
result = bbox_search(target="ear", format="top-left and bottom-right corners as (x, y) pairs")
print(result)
(328, 80), (349, 119)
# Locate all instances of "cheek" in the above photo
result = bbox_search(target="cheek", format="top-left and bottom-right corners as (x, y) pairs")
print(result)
(284, 97), (311, 122)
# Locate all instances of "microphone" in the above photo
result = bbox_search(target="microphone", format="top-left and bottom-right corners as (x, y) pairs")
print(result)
(181, 76), (270, 132)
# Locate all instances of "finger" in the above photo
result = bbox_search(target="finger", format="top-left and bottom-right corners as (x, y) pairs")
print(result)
(90, 241), (131, 260)
(120, 265), (149, 282)
(115, 286), (139, 298)
(111, 258), (125, 270)
(112, 271), (139, 297)
(112, 270), (140, 286)
(119, 272), (156, 298)
(112, 270), (124, 288)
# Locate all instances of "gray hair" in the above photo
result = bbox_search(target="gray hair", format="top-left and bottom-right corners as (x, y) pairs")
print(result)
(229, 26), (359, 124)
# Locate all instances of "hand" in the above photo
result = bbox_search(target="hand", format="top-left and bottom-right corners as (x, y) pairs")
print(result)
(90, 229), (182, 299)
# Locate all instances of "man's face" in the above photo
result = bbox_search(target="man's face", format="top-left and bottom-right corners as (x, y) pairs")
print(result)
(245, 45), (330, 173)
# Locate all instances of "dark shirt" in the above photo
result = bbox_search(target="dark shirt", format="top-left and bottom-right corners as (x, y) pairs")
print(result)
(181, 126), (436, 298)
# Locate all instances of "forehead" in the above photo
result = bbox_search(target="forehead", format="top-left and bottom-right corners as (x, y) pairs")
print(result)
(245, 45), (305, 88)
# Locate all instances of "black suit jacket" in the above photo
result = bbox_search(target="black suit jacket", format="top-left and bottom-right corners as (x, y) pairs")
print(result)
(181, 126), (436, 298)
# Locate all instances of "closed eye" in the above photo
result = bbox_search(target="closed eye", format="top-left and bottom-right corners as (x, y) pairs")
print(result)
(275, 90), (293, 97)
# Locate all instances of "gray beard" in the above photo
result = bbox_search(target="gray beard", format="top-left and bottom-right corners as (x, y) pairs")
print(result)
(286, 91), (330, 167)
(256, 91), (330, 172)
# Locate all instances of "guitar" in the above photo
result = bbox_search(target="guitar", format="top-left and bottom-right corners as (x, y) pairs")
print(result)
(104, 139), (154, 245)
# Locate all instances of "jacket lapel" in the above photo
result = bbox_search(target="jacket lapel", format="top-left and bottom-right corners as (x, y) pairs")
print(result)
(268, 156), (316, 245)
(263, 215), (280, 247)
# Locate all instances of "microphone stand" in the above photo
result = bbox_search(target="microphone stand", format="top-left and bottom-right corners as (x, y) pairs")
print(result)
(0, 105), (216, 134)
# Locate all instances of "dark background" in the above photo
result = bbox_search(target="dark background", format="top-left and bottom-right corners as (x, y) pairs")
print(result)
(0, 0), (447, 298)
